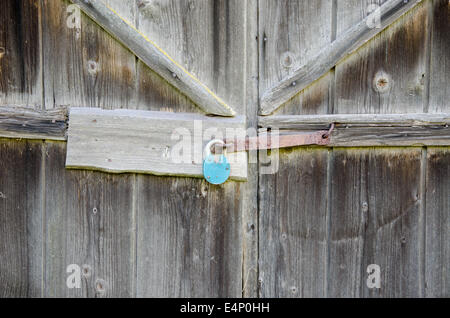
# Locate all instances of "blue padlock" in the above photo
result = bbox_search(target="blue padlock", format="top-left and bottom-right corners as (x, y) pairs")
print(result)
(203, 140), (231, 185)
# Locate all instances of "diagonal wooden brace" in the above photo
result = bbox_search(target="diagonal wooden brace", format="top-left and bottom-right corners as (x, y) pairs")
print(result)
(70, 0), (236, 117)
(259, 0), (423, 115)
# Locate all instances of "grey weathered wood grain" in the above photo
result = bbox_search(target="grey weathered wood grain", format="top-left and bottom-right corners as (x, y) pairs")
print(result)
(0, 139), (43, 297)
(429, 0), (450, 113)
(335, 0), (427, 114)
(0, 106), (67, 140)
(136, 0), (246, 116)
(2, 0), (449, 299)
(259, 113), (450, 146)
(0, 0), (42, 108)
(3, 107), (449, 147)
(70, 0), (235, 116)
(44, 141), (134, 298)
(66, 107), (247, 180)
(327, 126), (450, 147)
(336, 0), (386, 37)
(328, 148), (422, 297)
(133, 0), (247, 298)
(257, 1), (333, 296)
(259, 0), (333, 115)
(425, 148), (450, 297)
(42, 0), (137, 110)
(260, 127), (450, 148)
(136, 176), (243, 297)
(260, 0), (423, 115)
(241, 0), (259, 298)
(135, 0), (205, 114)
(41, 1), (139, 295)
(260, 113), (450, 128)
(259, 148), (329, 297)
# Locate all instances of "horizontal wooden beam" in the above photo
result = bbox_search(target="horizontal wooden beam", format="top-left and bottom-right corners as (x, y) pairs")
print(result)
(70, 0), (236, 117)
(260, 0), (423, 115)
(0, 106), (67, 140)
(66, 108), (247, 180)
(2, 107), (449, 148)
(259, 113), (450, 147)
(259, 113), (450, 129)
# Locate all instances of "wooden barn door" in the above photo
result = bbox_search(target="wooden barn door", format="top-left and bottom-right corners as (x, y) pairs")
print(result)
(1, 0), (255, 298)
(257, 0), (449, 298)
(0, 0), (448, 299)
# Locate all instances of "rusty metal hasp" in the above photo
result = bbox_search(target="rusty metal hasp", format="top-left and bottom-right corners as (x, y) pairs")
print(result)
(221, 124), (334, 153)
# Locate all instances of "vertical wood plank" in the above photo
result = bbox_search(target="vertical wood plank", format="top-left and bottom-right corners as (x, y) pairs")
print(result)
(425, 148), (450, 297)
(41, 1), (138, 298)
(0, 139), (43, 297)
(44, 142), (134, 298)
(136, 0), (246, 114)
(328, 149), (366, 298)
(259, 0), (333, 115)
(328, 148), (422, 297)
(41, 0), (136, 109)
(429, 0), (450, 113)
(259, 148), (329, 297)
(335, 0), (428, 113)
(242, 0), (259, 298)
(136, 177), (242, 297)
(0, 0), (42, 108)
(134, 0), (247, 297)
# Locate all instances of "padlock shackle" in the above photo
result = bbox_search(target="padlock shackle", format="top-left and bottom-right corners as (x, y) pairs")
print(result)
(204, 139), (226, 158)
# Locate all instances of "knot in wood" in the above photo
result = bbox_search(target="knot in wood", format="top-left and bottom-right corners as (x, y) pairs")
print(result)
(373, 71), (391, 93)
(95, 278), (107, 294)
(81, 264), (92, 278)
(362, 202), (369, 212)
(137, 0), (150, 9)
(137, 0), (162, 18)
(280, 52), (295, 68)
(87, 60), (100, 76)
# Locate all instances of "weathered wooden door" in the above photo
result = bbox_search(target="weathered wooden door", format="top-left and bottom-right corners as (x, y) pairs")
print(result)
(0, 0), (448, 298)
(257, 0), (449, 298)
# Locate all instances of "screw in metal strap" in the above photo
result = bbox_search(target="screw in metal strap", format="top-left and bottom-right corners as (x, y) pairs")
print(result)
(322, 123), (335, 140)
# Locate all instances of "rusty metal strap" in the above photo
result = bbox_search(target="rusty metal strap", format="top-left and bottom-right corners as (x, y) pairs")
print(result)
(223, 124), (334, 153)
